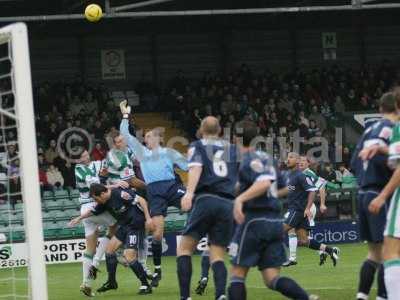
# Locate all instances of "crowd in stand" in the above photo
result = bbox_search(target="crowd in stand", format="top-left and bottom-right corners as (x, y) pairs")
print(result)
(167, 62), (398, 173)
(0, 61), (398, 206)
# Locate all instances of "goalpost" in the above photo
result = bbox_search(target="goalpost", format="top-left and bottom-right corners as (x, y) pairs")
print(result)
(0, 23), (48, 300)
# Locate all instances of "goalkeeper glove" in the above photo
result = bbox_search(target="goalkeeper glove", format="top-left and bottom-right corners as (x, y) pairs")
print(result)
(120, 100), (131, 118)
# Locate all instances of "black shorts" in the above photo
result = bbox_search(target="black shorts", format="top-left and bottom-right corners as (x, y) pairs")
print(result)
(115, 225), (145, 250)
(358, 190), (387, 243)
(230, 216), (286, 270)
(146, 180), (186, 217)
(284, 209), (311, 230)
(182, 194), (234, 248)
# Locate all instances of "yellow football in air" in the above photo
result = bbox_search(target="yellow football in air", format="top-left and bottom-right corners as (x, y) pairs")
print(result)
(85, 4), (103, 22)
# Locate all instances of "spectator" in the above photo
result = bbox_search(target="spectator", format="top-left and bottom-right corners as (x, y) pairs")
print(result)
(44, 139), (58, 164)
(39, 168), (52, 195)
(70, 95), (84, 117)
(336, 163), (354, 183)
(6, 144), (18, 163)
(309, 105), (327, 133)
(8, 159), (21, 207)
(320, 163), (339, 184)
(91, 142), (107, 161)
(334, 95), (346, 114)
(38, 151), (47, 169)
(46, 164), (64, 189)
(93, 120), (105, 141)
(308, 120), (320, 138)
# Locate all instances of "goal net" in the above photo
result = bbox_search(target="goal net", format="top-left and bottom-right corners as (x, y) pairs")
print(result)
(0, 23), (48, 300)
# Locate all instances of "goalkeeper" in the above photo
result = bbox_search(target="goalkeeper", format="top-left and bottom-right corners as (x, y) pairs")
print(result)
(119, 100), (188, 287)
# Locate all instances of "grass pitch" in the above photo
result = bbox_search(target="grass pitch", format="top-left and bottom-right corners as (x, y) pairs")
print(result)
(0, 243), (375, 300)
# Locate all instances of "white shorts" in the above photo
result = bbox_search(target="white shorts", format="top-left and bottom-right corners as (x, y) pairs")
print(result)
(80, 202), (116, 237)
(384, 190), (400, 238)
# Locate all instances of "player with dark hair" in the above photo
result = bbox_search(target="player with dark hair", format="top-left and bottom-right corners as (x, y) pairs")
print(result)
(283, 155), (328, 267)
(69, 183), (154, 295)
(353, 92), (399, 300)
(279, 152), (340, 266)
(74, 149), (130, 296)
(177, 116), (238, 300)
(228, 121), (319, 300)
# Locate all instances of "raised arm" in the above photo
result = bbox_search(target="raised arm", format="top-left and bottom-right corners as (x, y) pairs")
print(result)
(119, 100), (149, 160)
(168, 148), (189, 172)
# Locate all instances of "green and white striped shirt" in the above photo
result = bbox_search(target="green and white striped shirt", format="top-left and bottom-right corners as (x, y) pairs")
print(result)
(75, 161), (102, 204)
(303, 168), (327, 190)
(105, 149), (135, 184)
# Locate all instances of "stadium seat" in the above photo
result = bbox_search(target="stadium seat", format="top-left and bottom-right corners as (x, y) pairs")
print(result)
(69, 189), (80, 199)
(13, 202), (24, 213)
(71, 197), (80, 208)
(8, 228), (25, 242)
(9, 212), (23, 225)
(44, 200), (62, 211)
(0, 203), (10, 211)
(65, 208), (80, 219)
(54, 189), (69, 200)
(43, 222), (60, 240)
(54, 210), (70, 222)
(42, 211), (56, 222)
(42, 191), (54, 201)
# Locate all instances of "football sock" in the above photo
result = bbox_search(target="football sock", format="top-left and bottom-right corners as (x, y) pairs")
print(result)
(105, 253), (118, 283)
(377, 264), (387, 299)
(212, 260), (228, 299)
(357, 259), (378, 299)
(308, 239), (323, 251)
(177, 255), (192, 299)
(93, 236), (110, 268)
(129, 260), (149, 286)
(288, 233), (298, 260)
(201, 252), (211, 279)
(384, 259), (400, 300)
(82, 252), (94, 286)
(270, 276), (309, 300)
(228, 276), (246, 300)
(152, 239), (162, 268)
(139, 236), (148, 267)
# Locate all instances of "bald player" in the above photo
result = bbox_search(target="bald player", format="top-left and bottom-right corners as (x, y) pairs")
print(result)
(177, 116), (238, 300)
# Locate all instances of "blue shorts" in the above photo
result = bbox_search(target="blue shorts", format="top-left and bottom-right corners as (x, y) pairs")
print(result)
(182, 194), (234, 248)
(230, 215), (286, 270)
(284, 209), (311, 230)
(115, 225), (145, 250)
(358, 190), (387, 243)
(146, 180), (186, 217)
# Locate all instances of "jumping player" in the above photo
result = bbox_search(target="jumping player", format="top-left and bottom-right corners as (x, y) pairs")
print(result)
(74, 150), (128, 296)
(352, 92), (398, 300)
(177, 116), (238, 300)
(119, 100), (188, 287)
(279, 152), (340, 266)
(69, 183), (154, 295)
(228, 121), (319, 300)
(103, 132), (152, 278)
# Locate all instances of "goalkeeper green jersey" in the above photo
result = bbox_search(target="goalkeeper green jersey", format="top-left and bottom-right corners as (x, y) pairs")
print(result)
(303, 168), (326, 190)
(75, 161), (102, 204)
(105, 148), (135, 184)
